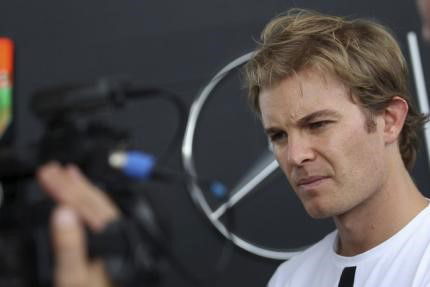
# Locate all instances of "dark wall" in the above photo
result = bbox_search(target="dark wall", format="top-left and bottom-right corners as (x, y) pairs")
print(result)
(0, 1), (429, 286)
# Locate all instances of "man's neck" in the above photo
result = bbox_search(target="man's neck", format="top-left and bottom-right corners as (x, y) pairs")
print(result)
(334, 166), (428, 257)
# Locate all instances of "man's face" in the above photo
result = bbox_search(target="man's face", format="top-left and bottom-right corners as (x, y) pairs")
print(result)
(418, 0), (430, 42)
(259, 68), (388, 219)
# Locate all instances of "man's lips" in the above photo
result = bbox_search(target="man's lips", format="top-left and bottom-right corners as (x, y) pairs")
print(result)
(296, 176), (330, 187)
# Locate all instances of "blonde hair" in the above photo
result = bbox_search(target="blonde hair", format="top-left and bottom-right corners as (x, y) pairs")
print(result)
(245, 9), (428, 170)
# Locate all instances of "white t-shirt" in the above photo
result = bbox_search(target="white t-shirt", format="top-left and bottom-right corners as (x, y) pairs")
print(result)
(268, 203), (430, 287)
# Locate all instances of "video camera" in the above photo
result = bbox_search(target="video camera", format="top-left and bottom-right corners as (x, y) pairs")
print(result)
(0, 78), (188, 287)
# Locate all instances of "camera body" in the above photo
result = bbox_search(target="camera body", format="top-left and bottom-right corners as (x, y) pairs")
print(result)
(0, 80), (171, 287)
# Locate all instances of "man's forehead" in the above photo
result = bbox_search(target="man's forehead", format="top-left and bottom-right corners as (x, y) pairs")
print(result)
(259, 68), (351, 126)
(261, 67), (341, 99)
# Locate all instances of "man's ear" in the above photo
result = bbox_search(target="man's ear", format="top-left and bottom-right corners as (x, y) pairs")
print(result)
(383, 96), (408, 144)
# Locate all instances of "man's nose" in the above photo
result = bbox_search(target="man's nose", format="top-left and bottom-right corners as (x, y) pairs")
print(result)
(285, 134), (316, 166)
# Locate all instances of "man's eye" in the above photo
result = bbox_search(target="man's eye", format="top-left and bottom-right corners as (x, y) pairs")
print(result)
(269, 132), (287, 142)
(309, 121), (331, 130)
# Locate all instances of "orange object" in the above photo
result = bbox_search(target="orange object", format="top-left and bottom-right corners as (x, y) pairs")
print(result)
(0, 38), (14, 74)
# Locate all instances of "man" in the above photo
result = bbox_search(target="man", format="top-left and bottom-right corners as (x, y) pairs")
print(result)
(36, 5), (430, 287)
(37, 163), (120, 287)
(244, 9), (429, 286)
(418, 0), (430, 42)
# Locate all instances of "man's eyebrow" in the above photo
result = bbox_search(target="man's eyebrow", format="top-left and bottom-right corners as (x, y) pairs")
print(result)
(263, 109), (341, 135)
(297, 109), (341, 126)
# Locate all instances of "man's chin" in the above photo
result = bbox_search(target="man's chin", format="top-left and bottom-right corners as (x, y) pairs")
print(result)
(303, 202), (337, 219)
(307, 211), (333, 219)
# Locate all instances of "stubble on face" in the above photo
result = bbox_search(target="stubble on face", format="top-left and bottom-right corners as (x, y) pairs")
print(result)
(259, 68), (387, 219)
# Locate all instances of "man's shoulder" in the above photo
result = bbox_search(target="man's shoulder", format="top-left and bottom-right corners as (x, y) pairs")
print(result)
(268, 231), (336, 287)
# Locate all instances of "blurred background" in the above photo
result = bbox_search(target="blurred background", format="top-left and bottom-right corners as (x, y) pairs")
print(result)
(0, 0), (429, 286)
